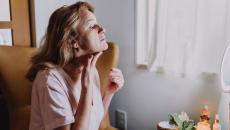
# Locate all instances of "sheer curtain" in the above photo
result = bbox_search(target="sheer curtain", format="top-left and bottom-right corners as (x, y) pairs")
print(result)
(137, 0), (230, 78)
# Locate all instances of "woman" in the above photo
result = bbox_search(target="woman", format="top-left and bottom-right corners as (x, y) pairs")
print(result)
(27, 1), (124, 130)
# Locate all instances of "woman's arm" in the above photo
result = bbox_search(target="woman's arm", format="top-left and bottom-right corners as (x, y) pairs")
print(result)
(102, 91), (114, 114)
(102, 68), (124, 114)
(54, 86), (92, 130)
(54, 53), (102, 130)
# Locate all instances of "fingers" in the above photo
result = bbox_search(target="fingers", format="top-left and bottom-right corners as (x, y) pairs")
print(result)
(91, 52), (103, 67)
(109, 71), (122, 77)
(82, 55), (94, 89)
(86, 55), (94, 71)
(108, 68), (124, 87)
(109, 68), (123, 78)
(110, 77), (121, 83)
(110, 68), (121, 72)
(109, 73), (121, 80)
(110, 77), (124, 88)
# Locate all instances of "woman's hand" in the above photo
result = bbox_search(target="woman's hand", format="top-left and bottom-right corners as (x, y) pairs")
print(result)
(102, 68), (124, 115)
(81, 52), (102, 90)
(106, 68), (124, 95)
(69, 52), (102, 130)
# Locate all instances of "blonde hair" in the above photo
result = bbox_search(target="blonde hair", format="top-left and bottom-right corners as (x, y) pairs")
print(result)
(26, 1), (94, 81)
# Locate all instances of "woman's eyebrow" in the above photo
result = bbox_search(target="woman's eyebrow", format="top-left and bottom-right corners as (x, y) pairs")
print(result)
(85, 18), (96, 24)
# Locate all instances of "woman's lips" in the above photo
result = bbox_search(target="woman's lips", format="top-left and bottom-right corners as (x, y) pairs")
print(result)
(99, 34), (106, 43)
(100, 37), (106, 42)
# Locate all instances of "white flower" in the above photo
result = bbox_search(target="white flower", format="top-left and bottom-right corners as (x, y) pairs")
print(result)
(178, 111), (189, 121)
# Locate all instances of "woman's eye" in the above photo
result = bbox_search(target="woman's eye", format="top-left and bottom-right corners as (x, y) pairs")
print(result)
(89, 24), (99, 30)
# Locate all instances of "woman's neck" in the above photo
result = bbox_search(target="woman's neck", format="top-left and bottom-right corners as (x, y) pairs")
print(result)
(63, 62), (84, 83)
(63, 54), (92, 83)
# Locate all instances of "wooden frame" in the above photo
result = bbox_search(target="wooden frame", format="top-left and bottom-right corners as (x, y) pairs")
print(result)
(0, 0), (34, 47)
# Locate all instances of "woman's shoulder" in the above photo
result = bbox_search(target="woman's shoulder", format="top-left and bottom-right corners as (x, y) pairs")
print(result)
(33, 68), (63, 88)
(35, 68), (59, 79)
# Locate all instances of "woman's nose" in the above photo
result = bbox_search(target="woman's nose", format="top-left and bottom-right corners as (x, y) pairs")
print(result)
(98, 26), (106, 33)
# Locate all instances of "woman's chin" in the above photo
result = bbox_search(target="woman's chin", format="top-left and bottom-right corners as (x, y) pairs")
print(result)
(90, 42), (108, 53)
(91, 47), (107, 54)
(94, 47), (108, 53)
(103, 43), (108, 50)
(96, 42), (108, 52)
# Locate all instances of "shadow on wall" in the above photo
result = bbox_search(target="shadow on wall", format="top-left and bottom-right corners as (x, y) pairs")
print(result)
(187, 72), (222, 122)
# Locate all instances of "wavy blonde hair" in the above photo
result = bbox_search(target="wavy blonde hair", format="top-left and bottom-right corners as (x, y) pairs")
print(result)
(26, 1), (94, 81)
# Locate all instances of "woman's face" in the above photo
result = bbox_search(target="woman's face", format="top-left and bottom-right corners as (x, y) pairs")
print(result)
(76, 9), (108, 55)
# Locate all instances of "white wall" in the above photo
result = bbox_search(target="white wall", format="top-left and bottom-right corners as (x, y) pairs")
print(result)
(34, 0), (229, 130)
(34, 0), (76, 47)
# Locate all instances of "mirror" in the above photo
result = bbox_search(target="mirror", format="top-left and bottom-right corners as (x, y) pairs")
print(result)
(221, 42), (230, 92)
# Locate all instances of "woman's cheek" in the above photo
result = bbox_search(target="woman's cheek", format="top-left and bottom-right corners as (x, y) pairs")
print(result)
(87, 35), (101, 52)
(83, 31), (105, 52)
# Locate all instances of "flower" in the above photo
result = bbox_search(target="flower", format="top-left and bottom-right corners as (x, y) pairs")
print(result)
(169, 112), (196, 130)
(178, 112), (189, 122)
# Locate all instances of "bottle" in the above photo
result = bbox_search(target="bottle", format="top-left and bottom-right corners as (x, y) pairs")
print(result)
(196, 105), (211, 130)
(200, 105), (210, 122)
(212, 114), (221, 130)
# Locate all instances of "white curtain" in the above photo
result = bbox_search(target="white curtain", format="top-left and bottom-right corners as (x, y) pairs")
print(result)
(147, 0), (230, 78)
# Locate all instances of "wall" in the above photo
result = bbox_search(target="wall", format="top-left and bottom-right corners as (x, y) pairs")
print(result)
(34, 0), (76, 47)
(34, 0), (229, 130)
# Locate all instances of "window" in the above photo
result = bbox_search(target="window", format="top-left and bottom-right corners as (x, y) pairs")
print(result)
(135, 0), (230, 78)
(135, 0), (157, 65)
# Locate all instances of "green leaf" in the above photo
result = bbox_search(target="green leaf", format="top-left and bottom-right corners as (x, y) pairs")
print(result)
(184, 121), (196, 130)
(169, 115), (177, 125)
(172, 114), (183, 129)
(168, 114), (196, 130)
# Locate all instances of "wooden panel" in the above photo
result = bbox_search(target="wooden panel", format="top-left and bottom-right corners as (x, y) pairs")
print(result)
(11, 0), (31, 46)
(29, 0), (36, 47)
(0, 22), (12, 28)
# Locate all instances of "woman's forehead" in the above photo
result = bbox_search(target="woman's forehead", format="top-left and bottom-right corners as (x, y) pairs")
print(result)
(79, 9), (97, 24)
(74, 9), (97, 32)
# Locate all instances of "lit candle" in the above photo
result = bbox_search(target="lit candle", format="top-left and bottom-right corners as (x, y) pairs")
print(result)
(196, 122), (211, 130)
(196, 105), (211, 130)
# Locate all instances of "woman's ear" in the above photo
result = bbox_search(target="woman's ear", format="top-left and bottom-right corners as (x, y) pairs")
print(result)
(73, 40), (79, 50)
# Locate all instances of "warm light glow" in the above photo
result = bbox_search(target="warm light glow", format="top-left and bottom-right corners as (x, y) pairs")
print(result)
(196, 122), (211, 130)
